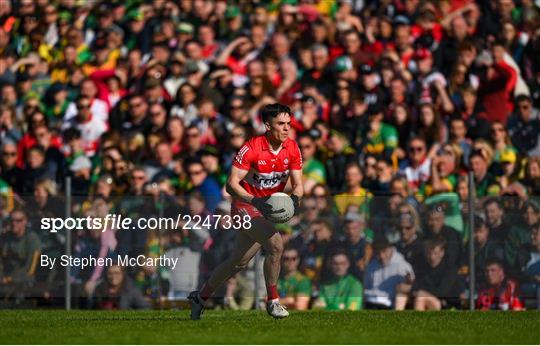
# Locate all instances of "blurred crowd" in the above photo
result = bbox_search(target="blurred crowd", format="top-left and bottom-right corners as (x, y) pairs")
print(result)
(0, 0), (540, 311)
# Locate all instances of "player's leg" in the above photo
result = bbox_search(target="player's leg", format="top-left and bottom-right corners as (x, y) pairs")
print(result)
(189, 230), (260, 320)
(205, 230), (261, 295)
(244, 217), (288, 318)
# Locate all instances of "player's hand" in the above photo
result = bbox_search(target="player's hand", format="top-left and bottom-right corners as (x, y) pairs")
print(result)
(252, 196), (284, 218)
(291, 194), (301, 215)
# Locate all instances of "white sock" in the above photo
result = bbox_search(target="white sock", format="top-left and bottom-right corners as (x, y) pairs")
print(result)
(270, 298), (279, 304)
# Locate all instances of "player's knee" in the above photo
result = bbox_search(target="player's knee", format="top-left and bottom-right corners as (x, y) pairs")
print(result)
(266, 237), (284, 256)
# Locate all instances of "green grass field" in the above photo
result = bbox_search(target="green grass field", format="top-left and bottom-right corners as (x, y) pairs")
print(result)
(0, 310), (539, 344)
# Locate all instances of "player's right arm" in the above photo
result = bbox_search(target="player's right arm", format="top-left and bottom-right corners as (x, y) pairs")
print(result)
(226, 165), (254, 204)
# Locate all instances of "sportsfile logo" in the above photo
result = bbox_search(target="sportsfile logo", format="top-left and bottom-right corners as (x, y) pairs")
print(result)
(250, 171), (289, 189)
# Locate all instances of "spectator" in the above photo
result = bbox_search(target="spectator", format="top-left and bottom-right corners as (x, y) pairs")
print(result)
(314, 251), (363, 311)
(64, 79), (108, 123)
(334, 162), (371, 215)
(300, 219), (336, 283)
(396, 212), (426, 276)
(164, 228), (206, 300)
(62, 96), (108, 157)
(424, 205), (463, 268)
(364, 238), (414, 309)
(400, 136), (432, 192)
(476, 259), (524, 311)
(185, 158), (222, 213)
(457, 85), (491, 141)
(507, 95), (539, 155)
(336, 211), (373, 280)
(290, 196), (318, 251)
(448, 116), (472, 165)
(298, 132), (326, 194)
(278, 247), (311, 311)
(411, 238), (464, 311)
(93, 264), (150, 310)
(0, 209), (40, 300)
(324, 130), (357, 194)
(515, 222), (540, 309)
(143, 142), (175, 181)
(0, 141), (23, 193)
(484, 197), (529, 268)
(477, 41), (517, 123)
(469, 149), (500, 197)
(471, 214), (505, 288)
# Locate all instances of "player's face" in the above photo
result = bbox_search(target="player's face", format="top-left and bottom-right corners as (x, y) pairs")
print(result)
(266, 112), (291, 143)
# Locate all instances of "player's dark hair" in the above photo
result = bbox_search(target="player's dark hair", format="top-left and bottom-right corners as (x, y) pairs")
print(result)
(261, 103), (291, 124)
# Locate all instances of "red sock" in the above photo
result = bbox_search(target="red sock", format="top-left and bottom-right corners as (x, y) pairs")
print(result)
(266, 284), (279, 301)
(200, 282), (213, 301)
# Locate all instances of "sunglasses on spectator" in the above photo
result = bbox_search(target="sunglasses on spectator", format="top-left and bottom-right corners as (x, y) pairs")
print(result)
(77, 103), (90, 109)
(2, 151), (16, 157)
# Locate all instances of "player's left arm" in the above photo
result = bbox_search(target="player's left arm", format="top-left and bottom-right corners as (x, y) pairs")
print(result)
(290, 169), (304, 214)
(289, 141), (304, 213)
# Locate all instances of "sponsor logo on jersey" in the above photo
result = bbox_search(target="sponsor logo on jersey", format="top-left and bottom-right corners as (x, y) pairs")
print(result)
(249, 170), (290, 189)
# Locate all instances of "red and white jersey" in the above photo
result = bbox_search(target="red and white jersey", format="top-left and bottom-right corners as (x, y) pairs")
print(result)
(232, 135), (302, 217)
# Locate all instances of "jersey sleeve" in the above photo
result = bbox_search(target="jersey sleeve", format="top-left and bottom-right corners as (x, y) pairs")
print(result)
(290, 141), (303, 170)
(233, 143), (255, 171)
